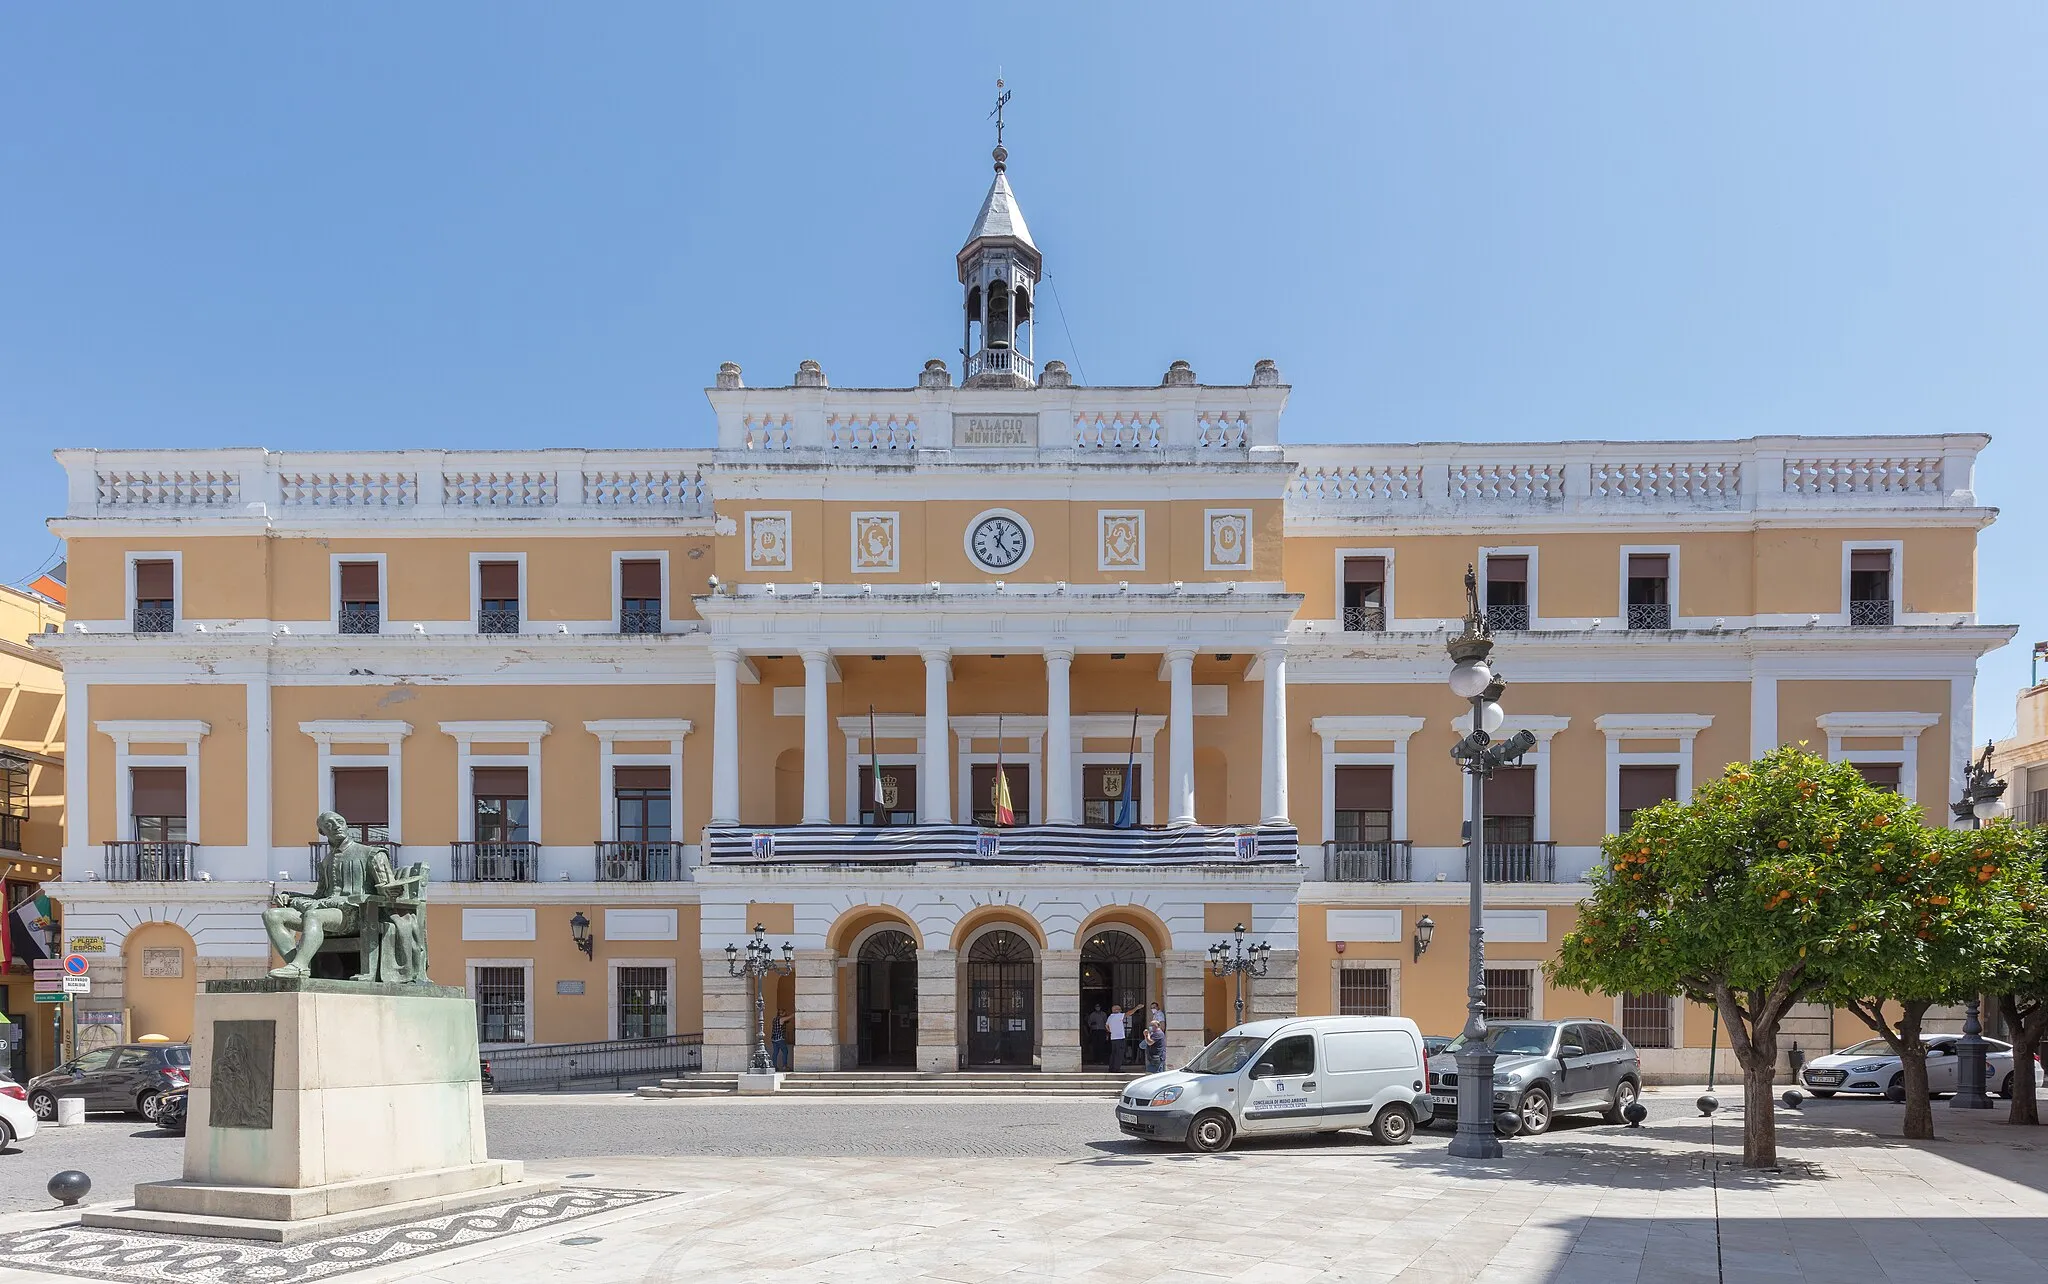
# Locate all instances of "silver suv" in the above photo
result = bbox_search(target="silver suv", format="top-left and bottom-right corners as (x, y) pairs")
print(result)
(1425, 1019), (1641, 1135)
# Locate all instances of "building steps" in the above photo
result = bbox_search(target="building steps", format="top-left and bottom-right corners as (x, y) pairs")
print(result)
(637, 1070), (1140, 1099)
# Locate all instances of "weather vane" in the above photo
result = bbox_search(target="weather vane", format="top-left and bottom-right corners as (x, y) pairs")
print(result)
(990, 75), (1012, 152)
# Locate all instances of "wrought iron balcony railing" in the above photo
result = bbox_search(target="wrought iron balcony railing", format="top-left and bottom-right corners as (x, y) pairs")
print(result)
(595, 840), (685, 881)
(338, 602), (382, 634)
(132, 603), (174, 633)
(451, 841), (538, 882)
(1484, 603), (1529, 632)
(1322, 839), (1412, 882)
(619, 606), (663, 635)
(1343, 606), (1386, 633)
(1626, 602), (1671, 630)
(477, 608), (520, 635)
(1467, 841), (1559, 883)
(103, 841), (194, 881)
(1849, 599), (1895, 627)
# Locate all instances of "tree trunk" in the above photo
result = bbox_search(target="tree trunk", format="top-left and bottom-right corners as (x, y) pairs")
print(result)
(1896, 1003), (1933, 1141)
(1717, 984), (1782, 1168)
(2003, 995), (2046, 1127)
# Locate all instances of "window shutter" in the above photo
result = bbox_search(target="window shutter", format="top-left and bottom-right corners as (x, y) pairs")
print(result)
(1626, 554), (1668, 578)
(1487, 765), (1536, 815)
(613, 765), (669, 791)
(1850, 549), (1892, 573)
(1486, 556), (1527, 583)
(134, 560), (173, 600)
(338, 562), (379, 602)
(472, 767), (529, 798)
(131, 767), (186, 816)
(1618, 765), (1678, 812)
(1333, 765), (1393, 811)
(330, 767), (389, 825)
(479, 562), (520, 599)
(1343, 557), (1385, 584)
(1852, 762), (1902, 790)
(620, 560), (661, 599)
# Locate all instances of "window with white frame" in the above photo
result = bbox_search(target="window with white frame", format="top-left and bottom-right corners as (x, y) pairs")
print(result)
(473, 965), (529, 1044)
(1621, 993), (1674, 1048)
(1341, 556), (1387, 632)
(1625, 553), (1672, 630)
(131, 557), (176, 633)
(616, 965), (670, 1039)
(336, 559), (382, 634)
(1483, 554), (1530, 631)
(1338, 965), (1393, 1017)
(1846, 546), (1896, 627)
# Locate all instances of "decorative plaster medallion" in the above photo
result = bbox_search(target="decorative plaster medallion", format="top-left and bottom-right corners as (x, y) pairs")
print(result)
(1099, 510), (1145, 571)
(852, 512), (900, 573)
(1206, 509), (1251, 570)
(745, 512), (792, 572)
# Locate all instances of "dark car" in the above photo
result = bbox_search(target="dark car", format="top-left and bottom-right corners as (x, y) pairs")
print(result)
(28, 1043), (192, 1122)
(156, 1085), (189, 1136)
(1423, 1036), (1455, 1059)
(1426, 1019), (1641, 1136)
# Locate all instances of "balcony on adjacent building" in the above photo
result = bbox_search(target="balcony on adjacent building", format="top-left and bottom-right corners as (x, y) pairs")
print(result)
(338, 602), (381, 635)
(1849, 599), (1895, 627)
(103, 841), (195, 881)
(1343, 605), (1386, 633)
(1321, 840), (1412, 882)
(132, 603), (174, 633)
(618, 605), (662, 635)
(450, 841), (538, 882)
(1468, 841), (1559, 883)
(594, 840), (685, 881)
(1626, 603), (1671, 630)
(1484, 603), (1529, 632)
(477, 608), (520, 635)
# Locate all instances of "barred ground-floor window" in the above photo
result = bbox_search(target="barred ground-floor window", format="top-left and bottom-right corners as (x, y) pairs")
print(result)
(1484, 967), (1535, 1021)
(1337, 965), (1392, 1017)
(1622, 993), (1674, 1048)
(474, 965), (528, 1044)
(617, 966), (670, 1040)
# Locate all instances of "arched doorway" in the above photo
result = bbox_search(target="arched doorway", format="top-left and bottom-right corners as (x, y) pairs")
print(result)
(856, 929), (918, 1067)
(965, 929), (1035, 1068)
(1079, 930), (1148, 1067)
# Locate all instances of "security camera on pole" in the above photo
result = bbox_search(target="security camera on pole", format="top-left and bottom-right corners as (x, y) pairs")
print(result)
(1445, 566), (1538, 1160)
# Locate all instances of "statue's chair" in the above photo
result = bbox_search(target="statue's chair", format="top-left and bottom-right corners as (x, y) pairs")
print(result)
(306, 862), (432, 982)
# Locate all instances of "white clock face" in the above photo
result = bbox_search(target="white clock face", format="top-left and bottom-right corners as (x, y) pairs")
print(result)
(969, 515), (1029, 571)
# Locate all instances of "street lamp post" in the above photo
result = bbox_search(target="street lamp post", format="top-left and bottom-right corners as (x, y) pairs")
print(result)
(725, 923), (795, 1075)
(1445, 566), (1538, 1160)
(1208, 923), (1271, 1027)
(1949, 740), (2007, 1111)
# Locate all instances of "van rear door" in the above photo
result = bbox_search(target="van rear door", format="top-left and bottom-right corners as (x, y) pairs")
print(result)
(1322, 1027), (1423, 1125)
(1239, 1032), (1322, 1134)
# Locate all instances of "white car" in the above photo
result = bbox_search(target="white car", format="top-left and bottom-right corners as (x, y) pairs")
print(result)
(1800, 1036), (2044, 1101)
(0, 1079), (40, 1149)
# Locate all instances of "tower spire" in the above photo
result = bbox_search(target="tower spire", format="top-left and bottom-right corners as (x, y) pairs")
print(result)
(989, 75), (1012, 172)
(959, 77), (1039, 389)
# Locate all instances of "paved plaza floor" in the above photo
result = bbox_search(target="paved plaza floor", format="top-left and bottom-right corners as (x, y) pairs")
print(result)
(0, 1090), (2041, 1282)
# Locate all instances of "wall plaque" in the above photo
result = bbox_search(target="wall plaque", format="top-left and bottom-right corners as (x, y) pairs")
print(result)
(955, 414), (1038, 448)
(141, 947), (184, 978)
(557, 979), (585, 995)
(210, 1019), (277, 1130)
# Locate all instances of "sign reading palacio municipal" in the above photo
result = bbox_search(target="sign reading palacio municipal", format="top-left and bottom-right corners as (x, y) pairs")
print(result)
(955, 413), (1038, 448)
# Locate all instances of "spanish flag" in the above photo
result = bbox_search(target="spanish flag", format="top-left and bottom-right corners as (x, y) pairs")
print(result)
(993, 768), (1015, 827)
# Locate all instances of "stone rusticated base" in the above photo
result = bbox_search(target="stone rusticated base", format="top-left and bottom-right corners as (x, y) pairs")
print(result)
(84, 1164), (555, 1244)
(737, 1071), (785, 1093)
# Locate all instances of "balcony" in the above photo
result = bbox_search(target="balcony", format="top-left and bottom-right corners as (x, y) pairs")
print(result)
(132, 603), (174, 633)
(1343, 606), (1386, 633)
(1849, 599), (1895, 627)
(0, 813), (19, 853)
(339, 602), (382, 634)
(705, 822), (1299, 868)
(1626, 602), (1671, 630)
(1468, 841), (1559, 883)
(477, 609), (520, 635)
(451, 841), (538, 882)
(1322, 840), (1411, 882)
(103, 841), (195, 881)
(963, 346), (1034, 384)
(619, 606), (662, 635)
(595, 840), (686, 881)
(305, 840), (402, 880)
(1484, 603), (1529, 632)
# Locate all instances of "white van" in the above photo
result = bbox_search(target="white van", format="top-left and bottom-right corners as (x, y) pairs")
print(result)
(1114, 1016), (1431, 1153)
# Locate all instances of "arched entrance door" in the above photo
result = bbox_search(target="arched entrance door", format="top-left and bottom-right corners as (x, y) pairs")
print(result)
(965, 930), (1035, 1068)
(1079, 930), (1148, 1067)
(856, 929), (918, 1067)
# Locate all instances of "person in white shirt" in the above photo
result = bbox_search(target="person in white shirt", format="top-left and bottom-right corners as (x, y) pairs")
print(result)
(1106, 1005), (1128, 1072)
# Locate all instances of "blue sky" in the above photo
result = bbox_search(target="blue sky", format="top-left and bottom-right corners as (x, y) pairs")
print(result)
(3, 5), (2043, 731)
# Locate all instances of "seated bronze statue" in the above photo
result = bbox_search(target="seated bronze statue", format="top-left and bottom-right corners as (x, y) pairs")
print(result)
(265, 811), (430, 983)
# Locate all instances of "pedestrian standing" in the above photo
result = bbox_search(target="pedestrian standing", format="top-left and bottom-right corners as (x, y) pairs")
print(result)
(771, 1010), (791, 1071)
(1106, 1004), (1128, 1072)
(1087, 1004), (1108, 1064)
(1150, 1002), (1165, 1032)
(1145, 1019), (1167, 1073)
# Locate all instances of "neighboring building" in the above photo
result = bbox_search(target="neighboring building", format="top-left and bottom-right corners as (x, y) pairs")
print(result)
(36, 144), (2010, 1081)
(1, 581), (66, 1077)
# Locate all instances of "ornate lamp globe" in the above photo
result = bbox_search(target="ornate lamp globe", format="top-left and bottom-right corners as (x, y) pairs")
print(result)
(1449, 659), (1493, 699)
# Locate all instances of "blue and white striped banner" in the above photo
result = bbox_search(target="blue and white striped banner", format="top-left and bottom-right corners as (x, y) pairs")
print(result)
(705, 824), (1299, 867)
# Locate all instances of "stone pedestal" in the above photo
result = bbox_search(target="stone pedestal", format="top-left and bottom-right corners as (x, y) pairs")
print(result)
(83, 979), (548, 1243)
(916, 949), (958, 1074)
(1039, 950), (1082, 1072)
(1162, 950), (1209, 1068)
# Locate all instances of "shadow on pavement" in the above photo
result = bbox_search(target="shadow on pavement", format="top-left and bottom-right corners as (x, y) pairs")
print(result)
(1527, 1216), (2048, 1281)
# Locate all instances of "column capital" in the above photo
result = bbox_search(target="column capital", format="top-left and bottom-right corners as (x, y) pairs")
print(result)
(1260, 644), (1288, 663)
(919, 645), (953, 665)
(1042, 644), (1076, 664)
(799, 646), (832, 665)
(1163, 645), (1198, 664)
(711, 644), (745, 663)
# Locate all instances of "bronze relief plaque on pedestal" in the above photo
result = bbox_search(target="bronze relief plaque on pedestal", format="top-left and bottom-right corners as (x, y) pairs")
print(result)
(209, 1018), (277, 1130)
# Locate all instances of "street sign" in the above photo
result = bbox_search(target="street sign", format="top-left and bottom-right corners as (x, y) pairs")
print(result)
(33, 992), (68, 1004)
(67, 937), (107, 954)
(62, 954), (89, 976)
(61, 976), (90, 995)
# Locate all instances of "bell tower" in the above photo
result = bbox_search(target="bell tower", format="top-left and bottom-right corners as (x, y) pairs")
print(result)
(958, 80), (1040, 389)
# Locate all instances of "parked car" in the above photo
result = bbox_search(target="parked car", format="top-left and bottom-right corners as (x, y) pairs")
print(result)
(1423, 1036), (1455, 1059)
(1427, 1019), (1642, 1136)
(0, 1079), (40, 1149)
(480, 1055), (495, 1093)
(1116, 1016), (1431, 1154)
(1800, 1036), (2044, 1101)
(28, 1043), (192, 1122)
(155, 1085), (188, 1136)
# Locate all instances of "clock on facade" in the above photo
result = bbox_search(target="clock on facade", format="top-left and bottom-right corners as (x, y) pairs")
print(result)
(967, 512), (1031, 572)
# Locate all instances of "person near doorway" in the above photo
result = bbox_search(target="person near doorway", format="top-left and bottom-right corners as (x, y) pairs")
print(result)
(1087, 1004), (1108, 1064)
(1150, 1002), (1165, 1032)
(772, 1010), (792, 1071)
(1145, 1019), (1167, 1073)
(1106, 1005), (1128, 1072)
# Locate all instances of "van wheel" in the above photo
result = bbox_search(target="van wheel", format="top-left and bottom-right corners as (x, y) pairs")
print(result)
(1372, 1105), (1414, 1146)
(1186, 1111), (1235, 1154)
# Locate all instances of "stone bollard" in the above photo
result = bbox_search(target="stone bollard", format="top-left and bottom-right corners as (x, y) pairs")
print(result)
(55, 1098), (84, 1128)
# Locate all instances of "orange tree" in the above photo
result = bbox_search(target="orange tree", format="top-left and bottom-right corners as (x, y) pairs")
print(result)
(1990, 828), (2048, 1126)
(1552, 747), (1928, 1168)
(1822, 820), (2043, 1140)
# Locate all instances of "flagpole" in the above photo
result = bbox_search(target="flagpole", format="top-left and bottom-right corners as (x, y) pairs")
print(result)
(995, 714), (1005, 828)
(868, 705), (882, 821)
(1121, 706), (1139, 829)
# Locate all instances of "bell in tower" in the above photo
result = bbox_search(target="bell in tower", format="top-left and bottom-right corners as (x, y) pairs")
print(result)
(959, 81), (1040, 389)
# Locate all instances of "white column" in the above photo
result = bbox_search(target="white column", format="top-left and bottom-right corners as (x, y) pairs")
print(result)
(1750, 672), (1778, 762)
(1044, 646), (1076, 824)
(801, 649), (831, 824)
(1260, 646), (1289, 825)
(1166, 646), (1197, 826)
(921, 647), (953, 823)
(711, 647), (741, 826)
